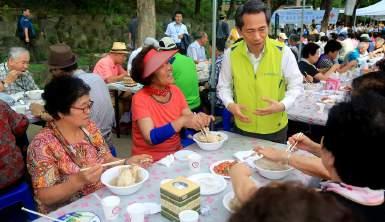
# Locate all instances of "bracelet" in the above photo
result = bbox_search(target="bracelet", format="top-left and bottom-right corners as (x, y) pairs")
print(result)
(285, 152), (292, 166)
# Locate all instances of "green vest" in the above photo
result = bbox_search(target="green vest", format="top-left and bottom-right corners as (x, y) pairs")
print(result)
(230, 38), (288, 134)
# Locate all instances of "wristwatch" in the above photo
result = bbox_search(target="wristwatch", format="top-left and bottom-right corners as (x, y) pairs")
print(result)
(1, 80), (8, 88)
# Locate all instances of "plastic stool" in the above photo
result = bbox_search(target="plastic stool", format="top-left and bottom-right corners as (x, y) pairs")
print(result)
(109, 145), (117, 157)
(0, 182), (38, 220)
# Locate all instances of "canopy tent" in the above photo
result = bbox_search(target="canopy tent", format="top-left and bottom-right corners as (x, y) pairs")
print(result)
(356, 0), (385, 20)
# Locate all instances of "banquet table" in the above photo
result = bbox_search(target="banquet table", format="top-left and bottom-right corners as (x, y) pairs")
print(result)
(34, 131), (312, 222)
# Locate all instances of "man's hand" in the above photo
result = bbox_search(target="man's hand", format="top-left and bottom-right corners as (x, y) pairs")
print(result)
(5, 70), (22, 84)
(227, 103), (250, 123)
(178, 34), (183, 39)
(253, 97), (285, 116)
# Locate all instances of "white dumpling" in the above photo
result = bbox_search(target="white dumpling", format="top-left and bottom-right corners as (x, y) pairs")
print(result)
(115, 167), (134, 186)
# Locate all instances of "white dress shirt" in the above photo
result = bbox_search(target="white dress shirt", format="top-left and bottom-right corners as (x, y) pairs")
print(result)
(217, 43), (303, 110)
(187, 40), (207, 62)
(165, 21), (188, 44)
(127, 47), (142, 72)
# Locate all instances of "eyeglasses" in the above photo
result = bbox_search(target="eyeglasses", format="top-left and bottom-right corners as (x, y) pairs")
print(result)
(71, 100), (94, 113)
(168, 56), (176, 64)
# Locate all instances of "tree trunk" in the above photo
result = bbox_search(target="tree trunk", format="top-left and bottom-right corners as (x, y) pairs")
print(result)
(137, 0), (156, 48)
(226, 0), (235, 20)
(195, 0), (201, 15)
(320, 0), (332, 32)
(265, 0), (272, 21)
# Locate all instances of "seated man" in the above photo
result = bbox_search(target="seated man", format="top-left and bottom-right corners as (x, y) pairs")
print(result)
(93, 42), (129, 83)
(0, 47), (39, 94)
(0, 100), (29, 191)
(370, 37), (385, 56)
(316, 40), (357, 73)
(187, 32), (210, 79)
(158, 37), (201, 112)
(346, 42), (369, 68)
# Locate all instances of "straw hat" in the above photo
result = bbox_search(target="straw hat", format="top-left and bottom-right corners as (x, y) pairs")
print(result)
(110, 42), (129, 54)
(47, 43), (77, 69)
(142, 48), (178, 78)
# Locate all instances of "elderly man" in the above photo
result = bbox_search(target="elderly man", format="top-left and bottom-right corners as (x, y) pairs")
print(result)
(217, 0), (303, 143)
(93, 42), (129, 83)
(187, 31), (209, 64)
(0, 47), (38, 94)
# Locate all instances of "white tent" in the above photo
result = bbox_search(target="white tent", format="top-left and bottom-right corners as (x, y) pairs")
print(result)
(356, 0), (385, 20)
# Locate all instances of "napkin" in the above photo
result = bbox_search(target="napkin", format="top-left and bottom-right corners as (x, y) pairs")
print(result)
(157, 154), (175, 167)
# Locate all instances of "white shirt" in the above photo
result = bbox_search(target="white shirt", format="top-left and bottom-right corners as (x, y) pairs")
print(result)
(127, 47), (142, 72)
(217, 43), (303, 110)
(187, 40), (207, 62)
(165, 21), (188, 44)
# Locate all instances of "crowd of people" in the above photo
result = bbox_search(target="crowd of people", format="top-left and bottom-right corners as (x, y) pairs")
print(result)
(0, 0), (385, 221)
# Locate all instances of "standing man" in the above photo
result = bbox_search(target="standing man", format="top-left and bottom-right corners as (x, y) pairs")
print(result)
(0, 47), (39, 94)
(165, 11), (189, 51)
(216, 14), (230, 50)
(16, 9), (36, 61)
(128, 15), (138, 49)
(93, 42), (129, 83)
(217, 0), (303, 143)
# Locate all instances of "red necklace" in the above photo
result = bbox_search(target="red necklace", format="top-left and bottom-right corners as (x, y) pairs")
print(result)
(145, 85), (171, 97)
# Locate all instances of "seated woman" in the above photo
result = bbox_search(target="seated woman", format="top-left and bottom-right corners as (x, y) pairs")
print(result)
(298, 42), (339, 83)
(0, 100), (29, 191)
(230, 92), (385, 222)
(27, 76), (152, 213)
(130, 46), (213, 161)
(229, 182), (354, 222)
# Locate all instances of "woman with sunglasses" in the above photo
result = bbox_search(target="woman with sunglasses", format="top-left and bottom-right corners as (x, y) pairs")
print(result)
(27, 76), (152, 213)
(130, 46), (214, 161)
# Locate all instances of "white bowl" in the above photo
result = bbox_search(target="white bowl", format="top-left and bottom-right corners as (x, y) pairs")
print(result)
(254, 160), (294, 180)
(26, 90), (44, 100)
(101, 165), (149, 195)
(193, 131), (228, 151)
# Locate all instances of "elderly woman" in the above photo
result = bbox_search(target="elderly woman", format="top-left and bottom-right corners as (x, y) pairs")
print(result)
(130, 46), (213, 161)
(27, 76), (152, 213)
(230, 93), (385, 222)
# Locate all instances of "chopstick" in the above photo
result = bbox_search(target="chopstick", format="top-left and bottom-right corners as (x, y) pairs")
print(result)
(286, 132), (303, 153)
(21, 207), (65, 222)
(80, 159), (125, 172)
(193, 112), (209, 140)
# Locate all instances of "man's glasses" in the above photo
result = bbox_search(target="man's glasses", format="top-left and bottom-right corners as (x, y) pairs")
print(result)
(71, 100), (94, 113)
(168, 56), (176, 64)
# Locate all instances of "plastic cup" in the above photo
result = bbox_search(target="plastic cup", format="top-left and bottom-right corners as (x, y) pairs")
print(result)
(13, 105), (26, 114)
(188, 154), (202, 172)
(126, 203), (145, 222)
(101, 195), (121, 220)
(179, 210), (199, 222)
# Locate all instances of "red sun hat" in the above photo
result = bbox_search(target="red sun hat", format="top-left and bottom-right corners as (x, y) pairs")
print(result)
(142, 48), (178, 79)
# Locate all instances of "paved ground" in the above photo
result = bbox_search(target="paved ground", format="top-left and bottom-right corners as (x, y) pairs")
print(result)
(27, 124), (132, 158)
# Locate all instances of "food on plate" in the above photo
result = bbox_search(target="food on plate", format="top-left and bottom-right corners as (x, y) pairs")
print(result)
(213, 161), (237, 176)
(229, 197), (241, 212)
(122, 76), (137, 87)
(196, 132), (223, 143)
(254, 158), (290, 171)
(111, 165), (141, 186)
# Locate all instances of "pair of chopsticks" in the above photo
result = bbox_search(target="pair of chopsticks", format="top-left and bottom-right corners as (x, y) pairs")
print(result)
(193, 112), (210, 139)
(79, 159), (125, 172)
(21, 207), (65, 222)
(285, 132), (303, 153)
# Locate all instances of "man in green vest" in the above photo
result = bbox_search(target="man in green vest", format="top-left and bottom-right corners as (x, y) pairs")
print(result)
(217, 0), (303, 143)
(158, 37), (201, 112)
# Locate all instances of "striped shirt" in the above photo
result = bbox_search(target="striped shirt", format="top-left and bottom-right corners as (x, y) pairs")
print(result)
(74, 70), (115, 146)
(0, 62), (39, 94)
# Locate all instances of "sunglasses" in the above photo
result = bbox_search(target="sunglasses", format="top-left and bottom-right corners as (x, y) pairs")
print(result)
(168, 56), (176, 64)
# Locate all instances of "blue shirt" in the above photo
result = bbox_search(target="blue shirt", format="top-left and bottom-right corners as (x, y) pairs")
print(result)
(187, 41), (207, 62)
(18, 16), (35, 38)
(165, 21), (188, 44)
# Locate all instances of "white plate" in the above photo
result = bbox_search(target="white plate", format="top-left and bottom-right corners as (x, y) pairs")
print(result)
(58, 211), (100, 222)
(188, 173), (227, 195)
(209, 159), (236, 179)
(222, 191), (235, 213)
(174, 150), (198, 161)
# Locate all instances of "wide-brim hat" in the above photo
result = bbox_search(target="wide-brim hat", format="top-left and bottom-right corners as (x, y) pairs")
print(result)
(48, 43), (77, 69)
(110, 42), (129, 54)
(143, 48), (178, 78)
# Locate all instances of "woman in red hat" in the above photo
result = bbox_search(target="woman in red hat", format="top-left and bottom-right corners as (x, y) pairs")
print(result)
(131, 46), (214, 161)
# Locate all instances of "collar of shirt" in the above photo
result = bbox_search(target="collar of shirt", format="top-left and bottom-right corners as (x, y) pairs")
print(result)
(245, 44), (265, 73)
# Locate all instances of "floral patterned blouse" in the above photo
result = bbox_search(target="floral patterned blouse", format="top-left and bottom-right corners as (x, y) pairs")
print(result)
(27, 120), (112, 213)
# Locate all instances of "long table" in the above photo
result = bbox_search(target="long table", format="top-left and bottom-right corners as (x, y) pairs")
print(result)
(34, 131), (311, 222)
